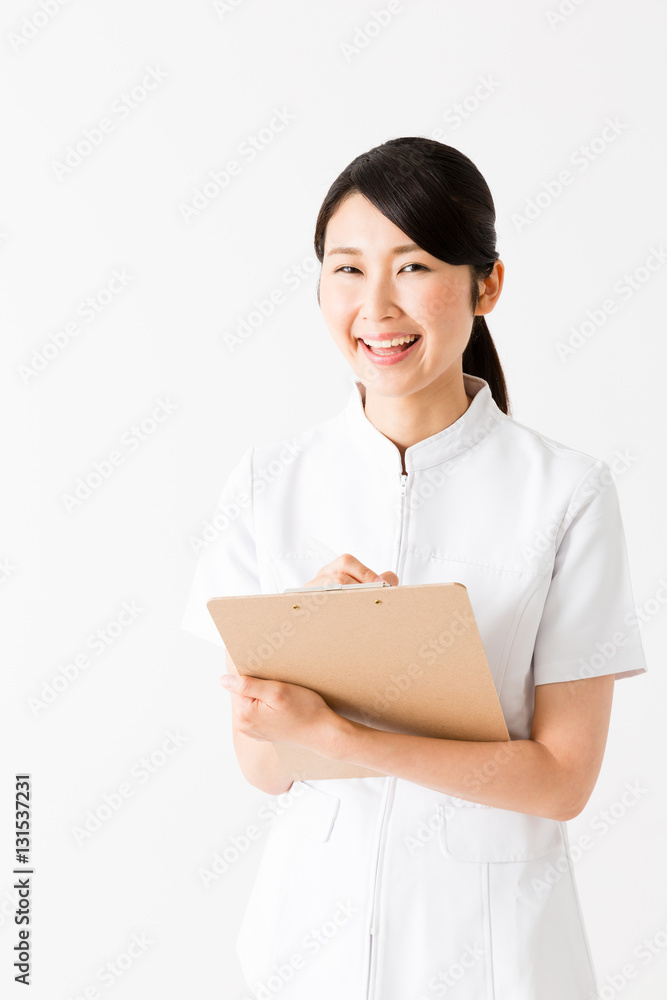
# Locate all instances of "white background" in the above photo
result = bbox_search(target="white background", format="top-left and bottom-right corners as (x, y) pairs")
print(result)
(1, 0), (665, 997)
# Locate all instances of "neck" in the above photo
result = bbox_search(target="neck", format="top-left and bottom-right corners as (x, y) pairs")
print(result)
(361, 371), (473, 473)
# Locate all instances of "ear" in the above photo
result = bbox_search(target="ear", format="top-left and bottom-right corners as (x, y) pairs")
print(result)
(475, 259), (504, 316)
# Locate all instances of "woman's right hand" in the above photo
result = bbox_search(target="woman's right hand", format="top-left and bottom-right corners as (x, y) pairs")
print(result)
(304, 553), (398, 589)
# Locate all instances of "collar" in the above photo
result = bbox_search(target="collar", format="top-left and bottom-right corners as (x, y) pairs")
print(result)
(343, 371), (503, 473)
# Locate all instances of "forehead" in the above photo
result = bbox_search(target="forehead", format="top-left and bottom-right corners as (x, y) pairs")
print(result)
(325, 192), (413, 247)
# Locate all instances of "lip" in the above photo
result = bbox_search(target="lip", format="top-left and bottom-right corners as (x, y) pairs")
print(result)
(357, 334), (422, 366)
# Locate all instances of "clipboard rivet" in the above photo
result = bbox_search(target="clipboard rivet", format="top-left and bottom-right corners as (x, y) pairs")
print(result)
(375, 599), (382, 604)
(292, 604), (300, 610)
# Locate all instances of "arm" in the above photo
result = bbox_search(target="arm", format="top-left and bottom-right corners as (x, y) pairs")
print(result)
(324, 673), (615, 821)
(225, 650), (294, 796)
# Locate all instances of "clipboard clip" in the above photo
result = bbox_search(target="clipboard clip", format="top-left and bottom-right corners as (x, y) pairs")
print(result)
(283, 581), (391, 594)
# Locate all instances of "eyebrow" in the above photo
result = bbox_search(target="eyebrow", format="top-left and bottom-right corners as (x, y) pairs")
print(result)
(325, 242), (422, 257)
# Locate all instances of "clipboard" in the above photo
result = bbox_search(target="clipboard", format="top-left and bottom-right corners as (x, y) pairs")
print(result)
(207, 581), (510, 781)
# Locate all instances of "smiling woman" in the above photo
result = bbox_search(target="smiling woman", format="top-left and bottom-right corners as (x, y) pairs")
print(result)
(315, 138), (509, 404)
(181, 136), (648, 1000)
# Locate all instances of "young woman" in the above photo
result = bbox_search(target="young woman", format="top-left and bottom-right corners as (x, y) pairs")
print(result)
(182, 137), (648, 999)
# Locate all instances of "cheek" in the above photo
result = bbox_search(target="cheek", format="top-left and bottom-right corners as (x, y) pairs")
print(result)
(408, 282), (467, 327)
(319, 281), (351, 326)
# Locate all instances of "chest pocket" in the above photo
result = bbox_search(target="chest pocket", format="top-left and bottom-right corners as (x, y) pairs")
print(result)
(438, 802), (564, 862)
(279, 781), (341, 843)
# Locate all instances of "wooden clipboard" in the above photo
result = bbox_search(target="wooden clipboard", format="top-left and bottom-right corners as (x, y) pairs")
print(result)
(207, 581), (510, 780)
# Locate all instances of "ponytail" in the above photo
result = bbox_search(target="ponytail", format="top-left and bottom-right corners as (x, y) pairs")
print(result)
(463, 316), (511, 416)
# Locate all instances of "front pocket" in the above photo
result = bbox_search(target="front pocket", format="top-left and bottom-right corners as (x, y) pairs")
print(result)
(279, 780), (341, 842)
(439, 803), (564, 862)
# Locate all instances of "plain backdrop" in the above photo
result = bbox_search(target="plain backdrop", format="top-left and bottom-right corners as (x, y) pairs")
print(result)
(1, 1), (665, 997)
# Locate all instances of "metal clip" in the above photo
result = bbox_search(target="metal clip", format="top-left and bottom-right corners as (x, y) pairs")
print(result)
(283, 581), (391, 594)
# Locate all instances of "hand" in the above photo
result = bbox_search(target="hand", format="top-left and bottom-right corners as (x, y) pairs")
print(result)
(305, 552), (398, 589)
(220, 672), (342, 756)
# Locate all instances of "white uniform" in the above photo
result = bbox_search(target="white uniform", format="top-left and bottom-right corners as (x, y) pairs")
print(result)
(181, 372), (648, 1000)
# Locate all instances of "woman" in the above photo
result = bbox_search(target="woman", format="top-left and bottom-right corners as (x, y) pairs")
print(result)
(181, 137), (648, 999)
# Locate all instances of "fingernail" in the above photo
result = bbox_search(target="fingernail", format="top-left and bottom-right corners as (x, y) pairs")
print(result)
(374, 575), (385, 583)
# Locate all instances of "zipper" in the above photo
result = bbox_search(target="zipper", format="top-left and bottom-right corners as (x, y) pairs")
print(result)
(366, 774), (397, 997)
(396, 472), (409, 579)
(365, 471), (410, 998)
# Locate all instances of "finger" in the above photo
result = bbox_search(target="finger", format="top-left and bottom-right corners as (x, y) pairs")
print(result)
(306, 553), (388, 588)
(377, 571), (399, 587)
(220, 673), (282, 703)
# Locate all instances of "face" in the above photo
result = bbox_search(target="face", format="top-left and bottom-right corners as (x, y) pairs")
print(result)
(318, 191), (502, 398)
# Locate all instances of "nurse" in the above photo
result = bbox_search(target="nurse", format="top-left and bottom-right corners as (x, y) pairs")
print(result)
(181, 137), (648, 999)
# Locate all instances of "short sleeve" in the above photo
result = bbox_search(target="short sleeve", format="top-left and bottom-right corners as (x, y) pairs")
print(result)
(180, 445), (261, 648)
(532, 459), (649, 685)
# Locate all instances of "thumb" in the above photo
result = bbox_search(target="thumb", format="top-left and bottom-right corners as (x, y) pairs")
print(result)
(375, 571), (399, 587)
(220, 673), (271, 700)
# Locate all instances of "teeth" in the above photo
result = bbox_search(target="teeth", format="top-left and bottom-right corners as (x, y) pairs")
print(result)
(361, 334), (419, 348)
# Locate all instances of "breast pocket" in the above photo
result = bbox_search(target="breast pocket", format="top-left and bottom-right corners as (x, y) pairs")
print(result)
(235, 783), (341, 988)
(438, 802), (564, 862)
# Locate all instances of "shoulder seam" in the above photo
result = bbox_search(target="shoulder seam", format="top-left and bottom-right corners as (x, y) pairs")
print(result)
(559, 458), (609, 539)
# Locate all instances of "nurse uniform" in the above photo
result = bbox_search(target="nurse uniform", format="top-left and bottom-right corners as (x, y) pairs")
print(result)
(181, 372), (648, 1000)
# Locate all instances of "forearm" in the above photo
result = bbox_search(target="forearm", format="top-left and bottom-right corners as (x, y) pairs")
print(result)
(224, 651), (293, 795)
(232, 731), (294, 796)
(327, 718), (575, 821)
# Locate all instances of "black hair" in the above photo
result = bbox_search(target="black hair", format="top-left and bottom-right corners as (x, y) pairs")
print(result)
(314, 136), (510, 415)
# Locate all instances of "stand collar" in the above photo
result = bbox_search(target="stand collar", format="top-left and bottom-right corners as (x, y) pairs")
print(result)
(343, 372), (503, 473)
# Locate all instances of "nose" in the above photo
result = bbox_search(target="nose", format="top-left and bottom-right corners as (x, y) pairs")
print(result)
(360, 273), (401, 322)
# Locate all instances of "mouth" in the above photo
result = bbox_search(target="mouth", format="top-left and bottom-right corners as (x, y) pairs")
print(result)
(357, 334), (422, 366)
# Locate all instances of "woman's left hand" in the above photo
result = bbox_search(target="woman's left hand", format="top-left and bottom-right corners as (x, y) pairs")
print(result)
(220, 672), (342, 756)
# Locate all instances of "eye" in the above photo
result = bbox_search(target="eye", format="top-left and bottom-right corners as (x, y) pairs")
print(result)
(333, 263), (430, 274)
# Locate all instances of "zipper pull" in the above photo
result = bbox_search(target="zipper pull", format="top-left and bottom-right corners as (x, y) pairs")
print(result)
(400, 472), (408, 495)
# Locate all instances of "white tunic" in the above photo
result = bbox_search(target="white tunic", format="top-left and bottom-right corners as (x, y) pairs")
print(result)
(181, 372), (648, 999)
